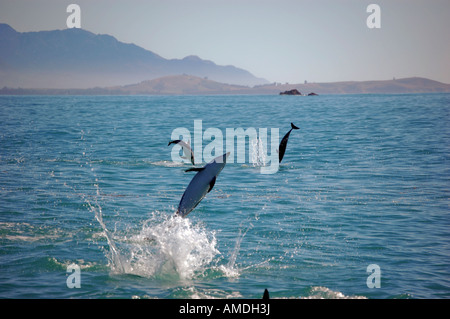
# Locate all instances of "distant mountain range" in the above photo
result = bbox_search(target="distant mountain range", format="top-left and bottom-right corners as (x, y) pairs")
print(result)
(0, 23), (268, 88)
(2, 74), (449, 95)
(1, 23), (449, 95)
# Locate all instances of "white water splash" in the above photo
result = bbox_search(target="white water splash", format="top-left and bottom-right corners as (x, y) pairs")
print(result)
(219, 222), (253, 277)
(85, 182), (259, 281)
(250, 137), (267, 167)
(88, 196), (220, 280)
(86, 185), (127, 274)
(128, 212), (219, 280)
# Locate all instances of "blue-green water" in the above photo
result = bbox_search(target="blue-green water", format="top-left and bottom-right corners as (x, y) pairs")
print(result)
(0, 94), (449, 299)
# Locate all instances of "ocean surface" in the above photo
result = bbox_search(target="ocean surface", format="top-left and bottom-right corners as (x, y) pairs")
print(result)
(0, 94), (449, 299)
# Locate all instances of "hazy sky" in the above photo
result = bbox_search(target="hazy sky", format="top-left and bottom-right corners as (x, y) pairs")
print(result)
(1, 0), (449, 84)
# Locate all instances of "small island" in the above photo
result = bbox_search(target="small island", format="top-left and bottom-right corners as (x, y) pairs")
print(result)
(279, 89), (319, 96)
(279, 89), (302, 95)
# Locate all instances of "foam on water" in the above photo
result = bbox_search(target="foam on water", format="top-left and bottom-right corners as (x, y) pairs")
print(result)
(150, 160), (185, 168)
(87, 188), (220, 280)
(301, 286), (367, 299)
(0, 222), (66, 242)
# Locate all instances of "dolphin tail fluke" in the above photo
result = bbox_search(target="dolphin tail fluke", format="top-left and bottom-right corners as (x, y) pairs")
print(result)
(291, 123), (300, 130)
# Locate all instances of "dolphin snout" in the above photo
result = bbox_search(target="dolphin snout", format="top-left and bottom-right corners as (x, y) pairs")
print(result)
(214, 152), (230, 164)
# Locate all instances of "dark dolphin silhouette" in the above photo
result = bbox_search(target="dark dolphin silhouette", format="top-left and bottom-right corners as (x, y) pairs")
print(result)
(168, 139), (195, 165)
(278, 123), (300, 163)
(176, 152), (230, 217)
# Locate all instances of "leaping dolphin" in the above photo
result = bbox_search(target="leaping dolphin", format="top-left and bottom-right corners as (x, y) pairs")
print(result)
(176, 152), (230, 217)
(168, 139), (195, 165)
(278, 123), (300, 163)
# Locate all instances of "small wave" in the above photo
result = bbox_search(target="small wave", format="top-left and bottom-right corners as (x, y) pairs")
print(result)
(0, 222), (66, 242)
(130, 286), (243, 299)
(150, 160), (185, 168)
(46, 257), (103, 271)
(302, 286), (367, 299)
(170, 286), (243, 299)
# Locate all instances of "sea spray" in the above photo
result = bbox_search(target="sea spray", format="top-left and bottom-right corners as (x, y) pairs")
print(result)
(220, 221), (253, 277)
(88, 199), (220, 280)
(132, 212), (220, 280)
(86, 184), (127, 274)
(250, 137), (267, 167)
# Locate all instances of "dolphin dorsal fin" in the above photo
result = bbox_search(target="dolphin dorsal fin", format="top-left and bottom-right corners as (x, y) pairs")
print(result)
(168, 139), (181, 146)
(207, 176), (216, 193)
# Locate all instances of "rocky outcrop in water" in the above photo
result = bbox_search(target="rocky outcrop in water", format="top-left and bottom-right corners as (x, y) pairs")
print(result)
(279, 89), (302, 95)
